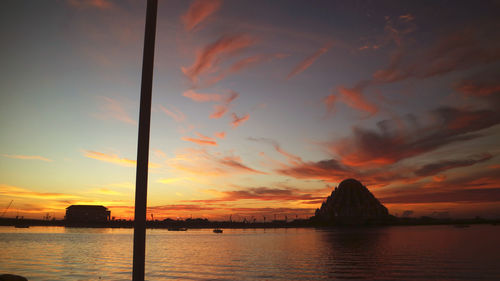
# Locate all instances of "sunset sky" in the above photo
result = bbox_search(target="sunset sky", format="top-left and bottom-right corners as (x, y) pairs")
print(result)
(1, 0), (500, 220)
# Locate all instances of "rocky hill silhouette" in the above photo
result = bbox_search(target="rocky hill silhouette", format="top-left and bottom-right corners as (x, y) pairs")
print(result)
(313, 179), (390, 225)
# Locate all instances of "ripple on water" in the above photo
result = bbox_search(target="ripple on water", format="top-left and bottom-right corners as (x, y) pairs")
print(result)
(1, 226), (500, 280)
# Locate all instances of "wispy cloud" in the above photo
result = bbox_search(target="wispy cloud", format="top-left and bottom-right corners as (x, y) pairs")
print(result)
(181, 0), (222, 31)
(0, 184), (80, 200)
(276, 159), (352, 183)
(248, 137), (302, 165)
(373, 29), (500, 83)
(181, 136), (218, 146)
(1, 154), (52, 162)
(414, 153), (493, 177)
(182, 34), (255, 82)
(287, 43), (332, 79)
(183, 89), (223, 102)
(231, 113), (250, 128)
(167, 148), (265, 176)
(206, 53), (288, 86)
(214, 132), (226, 139)
(82, 150), (160, 168)
(182, 90), (238, 119)
(159, 105), (186, 122)
(337, 82), (378, 116)
(384, 14), (416, 46)
(210, 90), (239, 119)
(95, 96), (137, 125)
(381, 188), (500, 204)
(455, 72), (500, 97)
(189, 186), (328, 204)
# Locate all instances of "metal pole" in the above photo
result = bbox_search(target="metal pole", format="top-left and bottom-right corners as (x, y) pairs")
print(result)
(133, 0), (157, 280)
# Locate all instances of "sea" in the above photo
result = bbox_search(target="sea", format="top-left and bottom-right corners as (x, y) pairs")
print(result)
(1, 225), (499, 280)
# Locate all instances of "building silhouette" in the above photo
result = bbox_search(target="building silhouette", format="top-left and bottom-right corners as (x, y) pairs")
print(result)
(65, 205), (110, 223)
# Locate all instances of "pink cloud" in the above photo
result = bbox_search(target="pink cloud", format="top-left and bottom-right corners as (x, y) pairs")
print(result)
(287, 43), (332, 79)
(182, 133), (217, 146)
(159, 105), (186, 122)
(337, 82), (378, 116)
(181, 34), (255, 82)
(181, 0), (222, 31)
(183, 89), (223, 102)
(215, 132), (226, 139)
(210, 90), (239, 119)
(181, 137), (217, 146)
(210, 105), (228, 119)
(206, 53), (288, 86)
(83, 150), (160, 168)
(231, 113), (250, 128)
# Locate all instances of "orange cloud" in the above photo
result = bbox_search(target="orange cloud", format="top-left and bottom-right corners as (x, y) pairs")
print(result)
(206, 53), (288, 86)
(83, 150), (160, 168)
(338, 82), (378, 116)
(231, 113), (250, 128)
(183, 89), (223, 102)
(159, 105), (185, 122)
(181, 0), (222, 31)
(215, 132), (226, 139)
(2, 154), (52, 162)
(210, 90), (239, 119)
(287, 43), (332, 79)
(181, 137), (217, 146)
(0, 184), (80, 200)
(210, 105), (229, 119)
(182, 34), (255, 82)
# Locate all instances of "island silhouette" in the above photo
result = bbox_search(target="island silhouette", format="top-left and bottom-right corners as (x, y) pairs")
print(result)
(1, 178), (497, 228)
(312, 178), (391, 225)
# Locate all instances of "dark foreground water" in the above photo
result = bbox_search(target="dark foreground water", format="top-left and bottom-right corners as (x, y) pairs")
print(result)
(1, 225), (499, 280)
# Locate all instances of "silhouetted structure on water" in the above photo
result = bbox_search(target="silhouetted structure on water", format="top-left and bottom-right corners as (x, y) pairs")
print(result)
(313, 179), (391, 225)
(65, 205), (110, 223)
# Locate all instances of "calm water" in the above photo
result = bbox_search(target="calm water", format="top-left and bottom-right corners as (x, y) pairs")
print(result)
(1, 225), (499, 280)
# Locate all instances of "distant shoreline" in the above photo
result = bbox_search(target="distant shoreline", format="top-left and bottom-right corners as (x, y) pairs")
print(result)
(1, 217), (499, 229)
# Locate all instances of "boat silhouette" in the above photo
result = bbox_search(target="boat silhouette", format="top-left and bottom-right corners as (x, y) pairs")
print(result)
(168, 227), (187, 231)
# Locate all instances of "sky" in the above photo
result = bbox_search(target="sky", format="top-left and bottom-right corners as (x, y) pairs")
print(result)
(1, 0), (500, 221)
